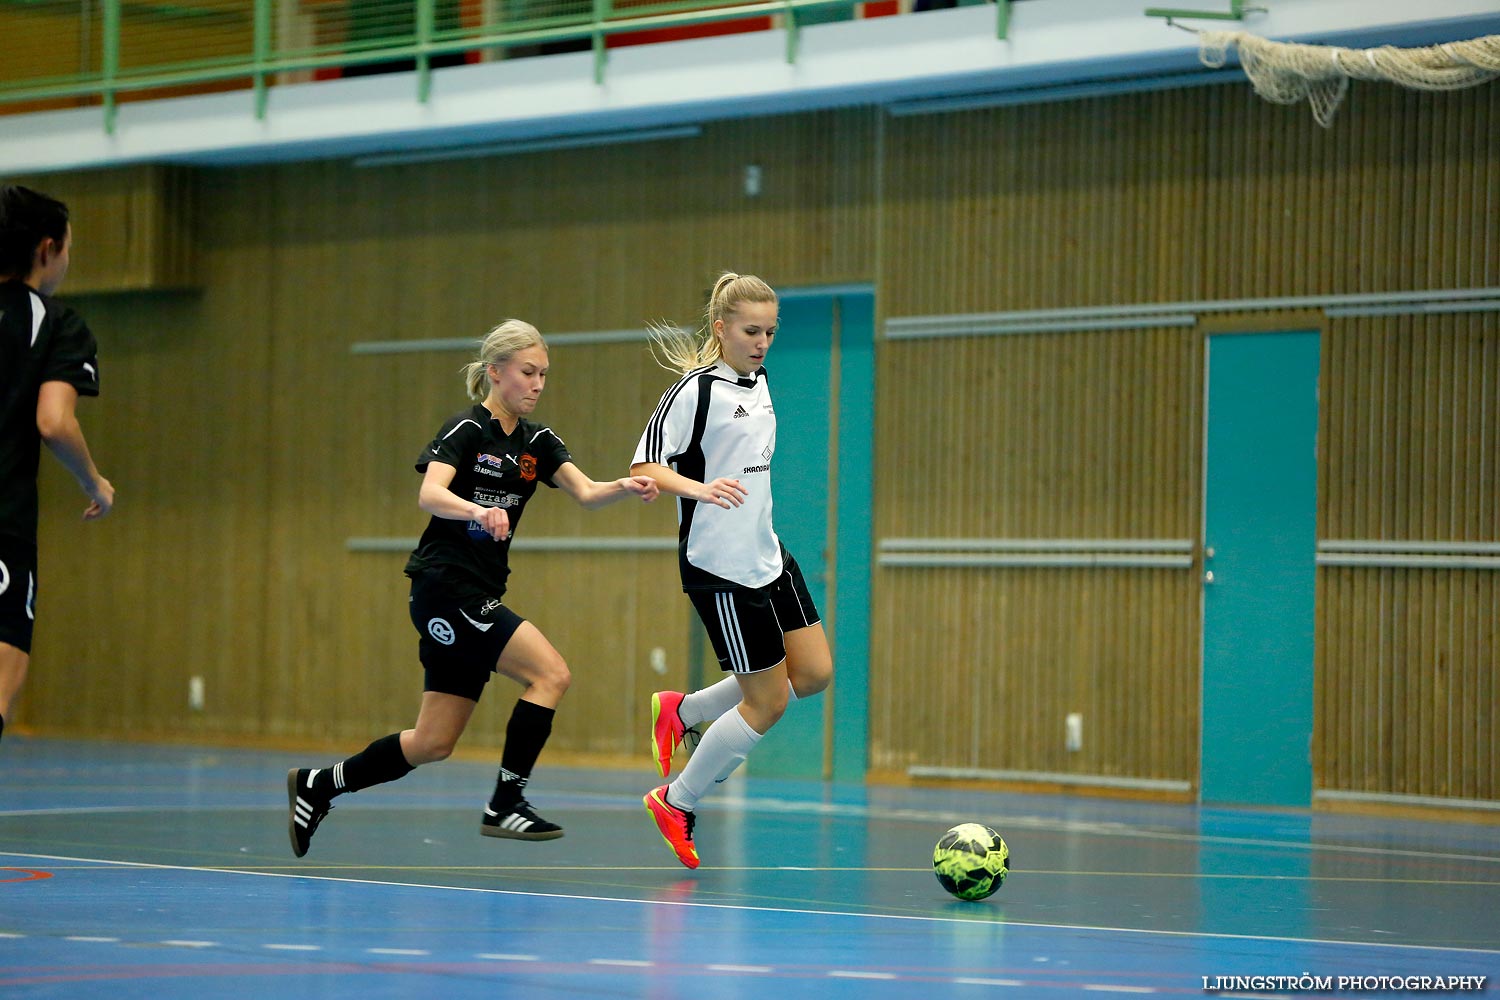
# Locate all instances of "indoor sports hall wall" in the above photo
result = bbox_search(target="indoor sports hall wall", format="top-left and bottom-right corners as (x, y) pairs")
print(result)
(19, 84), (1497, 811)
(871, 85), (1497, 807)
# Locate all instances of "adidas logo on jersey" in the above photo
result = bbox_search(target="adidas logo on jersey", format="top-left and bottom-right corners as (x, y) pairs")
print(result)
(732, 405), (749, 419)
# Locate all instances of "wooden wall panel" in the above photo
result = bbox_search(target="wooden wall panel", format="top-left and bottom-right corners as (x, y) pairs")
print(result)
(15, 165), (196, 292)
(1316, 312), (1499, 800)
(881, 85), (1498, 319)
(1323, 315), (1498, 542)
(872, 566), (1199, 782)
(1318, 569), (1498, 799)
(871, 329), (1203, 786)
(877, 83), (1497, 803)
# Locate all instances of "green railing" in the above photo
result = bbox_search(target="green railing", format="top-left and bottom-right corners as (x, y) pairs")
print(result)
(0, 0), (1013, 133)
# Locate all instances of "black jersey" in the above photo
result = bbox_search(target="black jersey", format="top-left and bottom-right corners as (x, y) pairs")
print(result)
(0, 280), (100, 544)
(404, 405), (572, 599)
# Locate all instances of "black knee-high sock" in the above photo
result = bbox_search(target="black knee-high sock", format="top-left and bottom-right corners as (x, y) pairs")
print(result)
(490, 700), (555, 808)
(0, 713), (6, 745)
(315, 732), (413, 799)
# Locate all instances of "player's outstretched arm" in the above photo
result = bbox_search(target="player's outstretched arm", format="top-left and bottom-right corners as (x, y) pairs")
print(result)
(629, 462), (746, 509)
(553, 463), (659, 510)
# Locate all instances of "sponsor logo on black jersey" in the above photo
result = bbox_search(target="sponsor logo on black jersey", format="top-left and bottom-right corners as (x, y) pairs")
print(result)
(476, 453), (516, 469)
(732, 405), (749, 419)
(474, 453), (519, 479)
(474, 489), (523, 509)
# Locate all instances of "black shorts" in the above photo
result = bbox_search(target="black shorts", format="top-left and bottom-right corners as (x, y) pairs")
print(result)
(408, 574), (526, 702)
(689, 555), (821, 674)
(0, 536), (37, 655)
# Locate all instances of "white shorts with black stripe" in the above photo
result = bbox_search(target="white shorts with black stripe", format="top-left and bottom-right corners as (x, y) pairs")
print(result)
(688, 554), (822, 674)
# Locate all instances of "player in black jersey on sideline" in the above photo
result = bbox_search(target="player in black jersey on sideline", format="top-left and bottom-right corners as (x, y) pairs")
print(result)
(287, 319), (658, 857)
(0, 185), (115, 749)
(632, 272), (833, 868)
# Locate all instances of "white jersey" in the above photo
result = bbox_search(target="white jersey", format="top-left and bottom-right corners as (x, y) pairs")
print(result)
(633, 360), (783, 590)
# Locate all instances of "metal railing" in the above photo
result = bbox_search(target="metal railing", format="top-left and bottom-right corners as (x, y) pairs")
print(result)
(1, 0), (1012, 133)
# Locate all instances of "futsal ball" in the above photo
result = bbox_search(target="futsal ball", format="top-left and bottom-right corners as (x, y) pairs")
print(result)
(933, 823), (1009, 901)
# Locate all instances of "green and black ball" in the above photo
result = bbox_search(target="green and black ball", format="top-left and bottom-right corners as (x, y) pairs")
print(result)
(933, 823), (1010, 901)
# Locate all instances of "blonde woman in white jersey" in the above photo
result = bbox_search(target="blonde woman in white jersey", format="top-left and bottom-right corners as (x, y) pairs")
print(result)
(632, 272), (833, 868)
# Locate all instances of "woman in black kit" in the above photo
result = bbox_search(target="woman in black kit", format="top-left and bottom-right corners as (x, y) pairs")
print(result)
(287, 319), (657, 857)
(0, 184), (115, 749)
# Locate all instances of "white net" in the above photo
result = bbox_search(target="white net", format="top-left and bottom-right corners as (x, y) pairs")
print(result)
(1197, 30), (1500, 126)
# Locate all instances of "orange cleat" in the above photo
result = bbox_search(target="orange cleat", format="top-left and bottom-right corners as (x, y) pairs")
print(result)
(644, 784), (699, 869)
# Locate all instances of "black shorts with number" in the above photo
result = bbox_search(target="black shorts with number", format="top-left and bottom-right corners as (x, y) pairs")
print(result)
(408, 572), (525, 702)
(689, 553), (822, 674)
(0, 535), (37, 655)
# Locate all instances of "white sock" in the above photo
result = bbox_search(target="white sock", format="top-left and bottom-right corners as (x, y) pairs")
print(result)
(678, 676), (741, 728)
(680, 677), (797, 728)
(668, 708), (761, 811)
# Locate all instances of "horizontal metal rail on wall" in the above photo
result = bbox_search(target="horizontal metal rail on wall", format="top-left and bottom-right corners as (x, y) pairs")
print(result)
(877, 538), (1196, 569)
(350, 329), (649, 355)
(1317, 540), (1500, 570)
(885, 287), (1500, 339)
(908, 765), (1192, 794)
(347, 536), (675, 553)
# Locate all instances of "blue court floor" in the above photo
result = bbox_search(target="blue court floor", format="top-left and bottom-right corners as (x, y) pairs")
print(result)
(1, 736), (1496, 998)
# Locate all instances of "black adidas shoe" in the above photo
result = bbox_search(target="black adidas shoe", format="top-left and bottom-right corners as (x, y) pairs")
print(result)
(287, 767), (333, 858)
(480, 799), (564, 841)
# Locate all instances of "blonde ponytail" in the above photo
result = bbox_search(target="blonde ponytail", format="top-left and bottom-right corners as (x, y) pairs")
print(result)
(647, 272), (777, 375)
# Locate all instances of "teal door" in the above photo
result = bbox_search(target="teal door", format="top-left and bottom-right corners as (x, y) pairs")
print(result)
(1200, 331), (1320, 806)
(741, 287), (873, 783)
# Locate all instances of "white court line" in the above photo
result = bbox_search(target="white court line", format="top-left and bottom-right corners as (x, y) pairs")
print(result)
(3, 850), (1498, 959)
(830, 970), (897, 979)
(707, 964), (772, 973)
(4, 797), (1497, 867)
(264, 943), (322, 951)
(367, 948), (429, 956)
(476, 953), (539, 961)
(1084, 986), (1157, 994)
